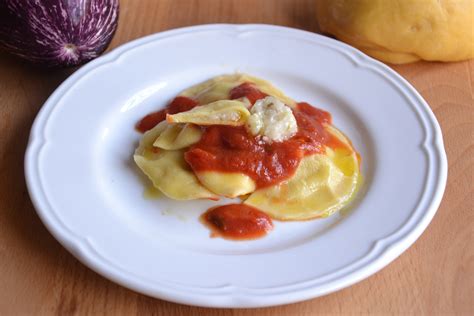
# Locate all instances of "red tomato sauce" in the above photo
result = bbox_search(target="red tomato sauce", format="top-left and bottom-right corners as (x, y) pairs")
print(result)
(229, 82), (267, 105)
(201, 204), (273, 240)
(184, 99), (348, 188)
(136, 83), (350, 188)
(135, 96), (199, 133)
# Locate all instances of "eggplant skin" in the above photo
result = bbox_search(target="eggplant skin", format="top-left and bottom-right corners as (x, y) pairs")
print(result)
(0, 0), (119, 67)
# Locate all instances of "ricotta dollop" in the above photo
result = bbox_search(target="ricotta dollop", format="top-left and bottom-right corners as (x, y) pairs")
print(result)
(246, 96), (297, 142)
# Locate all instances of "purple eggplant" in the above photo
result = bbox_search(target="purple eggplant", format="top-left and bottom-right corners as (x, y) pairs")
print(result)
(0, 0), (119, 67)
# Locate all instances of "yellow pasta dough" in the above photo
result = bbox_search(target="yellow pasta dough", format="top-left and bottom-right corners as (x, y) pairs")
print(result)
(153, 123), (202, 150)
(134, 124), (217, 200)
(167, 100), (250, 126)
(180, 74), (296, 107)
(195, 171), (256, 198)
(244, 147), (360, 221)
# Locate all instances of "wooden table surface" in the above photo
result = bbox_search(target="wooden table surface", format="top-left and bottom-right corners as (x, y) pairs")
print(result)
(1, 0), (473, 314)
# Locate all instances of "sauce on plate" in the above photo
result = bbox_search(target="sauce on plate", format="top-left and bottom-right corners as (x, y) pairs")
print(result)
(201, 204), (273, 240)
(136, 96), (199, 133)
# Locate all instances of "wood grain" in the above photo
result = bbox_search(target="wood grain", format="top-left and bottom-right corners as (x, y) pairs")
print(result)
(0, 0), (472, 314)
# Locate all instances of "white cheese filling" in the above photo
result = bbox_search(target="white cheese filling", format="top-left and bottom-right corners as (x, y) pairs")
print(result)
(246, 96), (298, 142)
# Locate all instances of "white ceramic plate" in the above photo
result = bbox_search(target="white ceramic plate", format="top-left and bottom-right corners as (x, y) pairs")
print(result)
(25, 24), (447, 308)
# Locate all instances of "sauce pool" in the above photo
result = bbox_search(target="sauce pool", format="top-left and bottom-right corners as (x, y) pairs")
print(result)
(201, 204), (273, 240)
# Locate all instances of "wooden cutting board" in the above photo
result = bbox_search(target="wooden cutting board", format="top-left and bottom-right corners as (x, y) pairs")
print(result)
(0, 0), (472, 314)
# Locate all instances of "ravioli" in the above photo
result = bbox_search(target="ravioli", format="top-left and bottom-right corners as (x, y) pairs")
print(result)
(244, 148), (360, 220)
(153, 123), (202, 150)
(179, 74), (296, 107)
(134, 73), (362, 239)
(134, 124), (217, 200)
(167, 100), (250, 126)
(243, 123), (360, 220)
(196, 171), (256, 198)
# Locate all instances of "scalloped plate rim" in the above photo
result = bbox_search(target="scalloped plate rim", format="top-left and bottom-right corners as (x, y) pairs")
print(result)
(24, 24), (447, 308)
